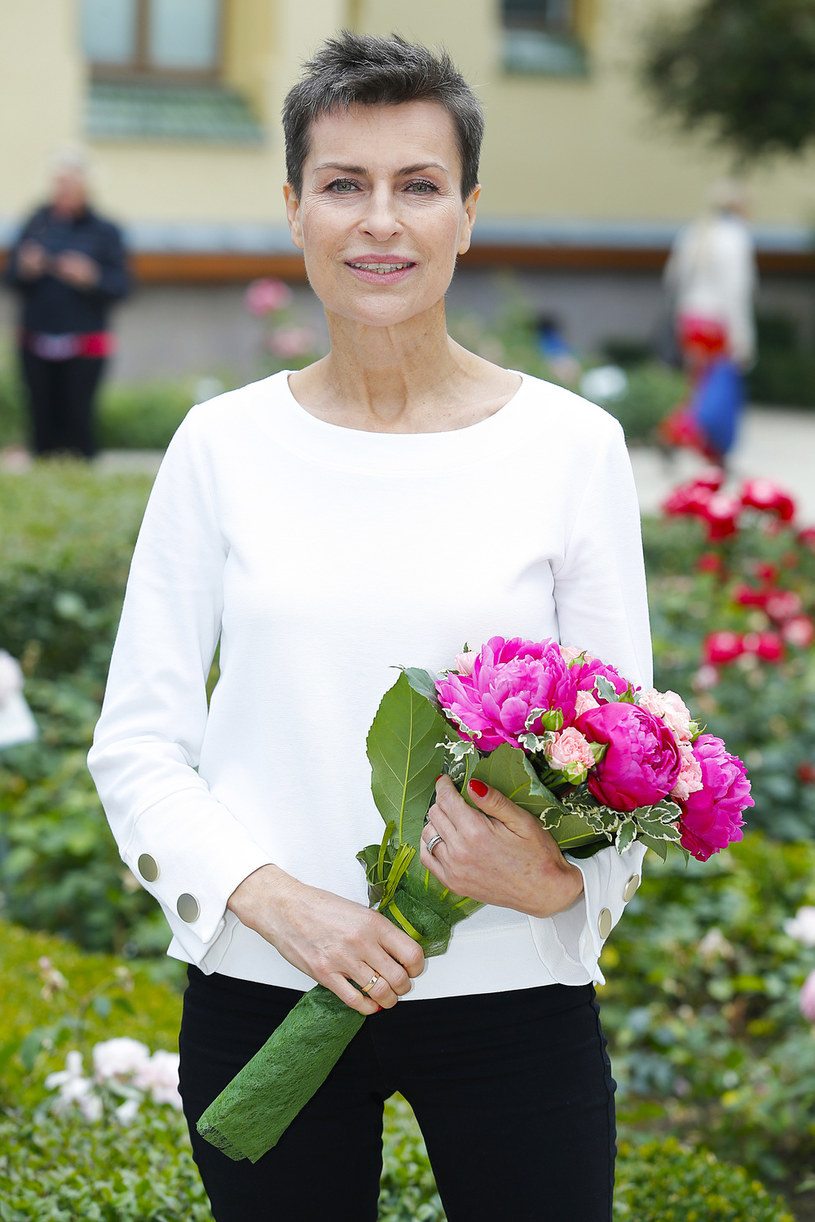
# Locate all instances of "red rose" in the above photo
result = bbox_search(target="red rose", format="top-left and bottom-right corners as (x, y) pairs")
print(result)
(703, 631), (745, 666)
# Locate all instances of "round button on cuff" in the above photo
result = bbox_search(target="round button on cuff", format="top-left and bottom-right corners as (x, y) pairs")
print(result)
(623, 873), (641, 902)
(177, 893), (200, 923)
(597, 908), (613, 940)
(137, 854), (159, 883)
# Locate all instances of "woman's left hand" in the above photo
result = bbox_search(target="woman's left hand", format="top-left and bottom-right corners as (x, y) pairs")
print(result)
(420, 775), (584, 919)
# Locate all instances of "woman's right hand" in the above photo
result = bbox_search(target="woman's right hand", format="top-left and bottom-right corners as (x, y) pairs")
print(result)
(227, 864), (424, 1014)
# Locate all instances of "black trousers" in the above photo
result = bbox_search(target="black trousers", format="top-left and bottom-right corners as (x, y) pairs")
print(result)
(179, 967), (616, 1222)
(20, 349), (106, 458)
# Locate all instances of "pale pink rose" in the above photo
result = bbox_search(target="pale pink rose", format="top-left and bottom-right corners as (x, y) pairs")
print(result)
(693, 665), (720, 692)
(639, 688), (693, 743)
(267, 325), (316, 358)
(454, 650), (478, 676)
(784, 906), (815, 948)
(93, 1037), (151, 1083)
(544, 727), (596, 776)
(575, 689), (601, 716)
(800, 970), (815, 1022)
(559, 645), (586, 664)
(671, 740), (704, 802)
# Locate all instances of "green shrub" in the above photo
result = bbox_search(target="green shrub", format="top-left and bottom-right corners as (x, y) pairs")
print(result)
(96, 378), (204, 452)
(614, 1137), (794, 1220)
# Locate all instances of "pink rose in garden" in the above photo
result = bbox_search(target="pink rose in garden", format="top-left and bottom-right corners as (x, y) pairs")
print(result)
(784, 906), (815, 948)
(575, 702), (682, 812)
(544, 727), (596, 782)
(436, 636), (579, 751)
(244, 277), (292, 316)
(700, 492), (741, 541)
(740, 477), (796, 523)
(677, 734), (753, 861)
(782, 615), (815, 649)
(267, 325), (316, 359)
(743, 630), (785, 663)
(799, 971), (815, 1023)
(703, 631), (745, 666)
(764, 590), (803, 622)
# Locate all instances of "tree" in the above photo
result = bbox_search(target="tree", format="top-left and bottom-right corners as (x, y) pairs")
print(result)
(640, 0), (815, 165)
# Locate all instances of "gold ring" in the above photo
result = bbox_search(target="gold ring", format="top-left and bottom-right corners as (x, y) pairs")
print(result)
(360, 972), (380, 995)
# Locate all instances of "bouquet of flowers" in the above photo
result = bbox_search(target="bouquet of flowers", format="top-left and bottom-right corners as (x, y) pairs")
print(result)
(197, 636), (752, 1162)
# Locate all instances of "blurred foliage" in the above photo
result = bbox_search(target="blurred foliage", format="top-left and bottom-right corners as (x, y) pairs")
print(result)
(643, 512), (815, 841)
(750, 314), (815, 409)
(0, 920), (796, 1220)
(640, 0), (815, 164)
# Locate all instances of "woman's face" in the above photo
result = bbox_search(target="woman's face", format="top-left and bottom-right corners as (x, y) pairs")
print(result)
(284, 100), (479, 331)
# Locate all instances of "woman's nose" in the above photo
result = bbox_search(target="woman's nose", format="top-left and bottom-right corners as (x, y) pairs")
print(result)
(359, 186), (402, 240)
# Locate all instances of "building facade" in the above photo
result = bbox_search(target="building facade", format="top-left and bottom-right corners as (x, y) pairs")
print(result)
(1, 0), (813, 380)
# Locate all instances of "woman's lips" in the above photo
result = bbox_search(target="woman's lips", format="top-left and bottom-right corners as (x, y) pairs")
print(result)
(345, 257), (417, 284)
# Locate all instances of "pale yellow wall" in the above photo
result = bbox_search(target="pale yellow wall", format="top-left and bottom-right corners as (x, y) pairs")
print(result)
(0, 0), (812, 236)
(0, 0), (86, 217)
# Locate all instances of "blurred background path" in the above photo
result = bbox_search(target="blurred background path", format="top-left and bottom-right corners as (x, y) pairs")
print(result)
(629, 406), (815, 523)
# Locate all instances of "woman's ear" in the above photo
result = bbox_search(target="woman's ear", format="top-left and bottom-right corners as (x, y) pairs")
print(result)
(457, 185), (481, 256)
(283, 183), (304, 250)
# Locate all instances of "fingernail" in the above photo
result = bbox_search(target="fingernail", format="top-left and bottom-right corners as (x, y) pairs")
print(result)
(375, 1004), (383, 1012)
(468, 779), (488, 798)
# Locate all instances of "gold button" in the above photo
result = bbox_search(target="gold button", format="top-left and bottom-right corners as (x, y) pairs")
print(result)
(623, 873), (641, 902)
(177, 893), (200, 923)
(137, 854), (159, 883)
(597, 908), (613, 939)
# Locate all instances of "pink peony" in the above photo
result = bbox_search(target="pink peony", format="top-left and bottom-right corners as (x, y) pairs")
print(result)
(799, 971), (815, 1023)
(436, 636), (579, 751)
(575, 702), (682, 812)
(244, 277), (292, 316)
(568, 652), (631, 700)
(544, 727), (596, 782)
(678, 734), (753, 861)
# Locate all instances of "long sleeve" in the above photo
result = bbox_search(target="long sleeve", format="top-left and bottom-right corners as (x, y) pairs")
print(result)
(528, 413), (652, 981)
(88, 411), (273, 969)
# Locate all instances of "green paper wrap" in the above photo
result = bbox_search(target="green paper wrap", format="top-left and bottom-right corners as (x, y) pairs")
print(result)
(196, 984), (365, 1163)
(195, 869), (480, 1163)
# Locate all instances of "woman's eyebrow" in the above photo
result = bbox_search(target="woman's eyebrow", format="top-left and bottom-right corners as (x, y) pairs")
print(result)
(312, 161), (450, 176)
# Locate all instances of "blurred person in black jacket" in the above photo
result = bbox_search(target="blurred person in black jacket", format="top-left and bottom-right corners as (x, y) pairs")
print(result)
(4, 149), (131, 458)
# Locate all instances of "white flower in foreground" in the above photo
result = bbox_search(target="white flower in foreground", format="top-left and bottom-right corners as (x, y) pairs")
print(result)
(0, 651), (23, 707)
(784, 906), (815, 947)
(93, 1037), (151, 1083)
(45, 1050), (102, 1120)
(134, 1049), (183, 1109)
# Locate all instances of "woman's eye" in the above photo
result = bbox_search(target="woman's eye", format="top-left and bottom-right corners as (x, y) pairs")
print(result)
(326, 179), (359, 193)
(405, 180), (439, 194)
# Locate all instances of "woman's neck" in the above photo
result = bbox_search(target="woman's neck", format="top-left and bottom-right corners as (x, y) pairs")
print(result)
(288, 305), (519, 434)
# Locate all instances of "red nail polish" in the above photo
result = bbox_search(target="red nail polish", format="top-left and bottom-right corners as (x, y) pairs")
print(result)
(468, 779), (488, 798)
(435, 774), (444, 783)
(375, 1004), (383, 1012)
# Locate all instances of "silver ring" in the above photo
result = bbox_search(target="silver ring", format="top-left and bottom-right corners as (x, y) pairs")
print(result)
(360, 972), (380, 995)
(426, 833), (443, 854)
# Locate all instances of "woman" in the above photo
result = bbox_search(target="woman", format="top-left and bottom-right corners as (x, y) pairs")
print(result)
(89, 32), (651, 1221)
(4, 149), (130, 459)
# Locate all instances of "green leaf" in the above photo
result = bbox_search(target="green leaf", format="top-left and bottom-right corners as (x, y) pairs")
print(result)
(366, 672), (451, 848)
(402, 667), (442, 708)
(616, 821), (637, 852)
(468, 743), (564, 818)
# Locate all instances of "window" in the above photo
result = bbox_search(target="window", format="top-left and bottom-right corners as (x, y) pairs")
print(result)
(81, 0), (222, 79)
(501, 0), (588, 75)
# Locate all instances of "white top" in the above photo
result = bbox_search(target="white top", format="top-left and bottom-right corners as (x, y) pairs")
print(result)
(665, 211), (757, 366)
(89, 370), (652, 998)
